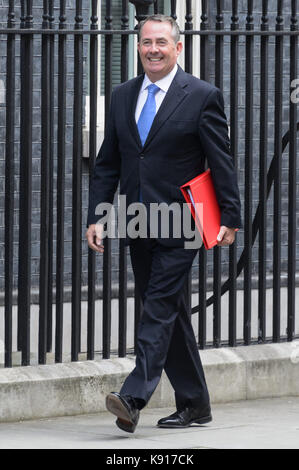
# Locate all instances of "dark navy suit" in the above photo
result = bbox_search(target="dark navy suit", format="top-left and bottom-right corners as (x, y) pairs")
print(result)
(87, 66), (241, 409)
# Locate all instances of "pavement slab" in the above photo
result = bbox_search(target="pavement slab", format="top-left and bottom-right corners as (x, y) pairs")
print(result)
(0, 396), (298, 449)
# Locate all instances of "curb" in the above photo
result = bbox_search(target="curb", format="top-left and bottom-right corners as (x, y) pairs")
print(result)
(0, 342), (299, 422)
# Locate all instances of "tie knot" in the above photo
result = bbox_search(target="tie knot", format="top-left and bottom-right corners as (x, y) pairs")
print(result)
(147, 84), (160, 95)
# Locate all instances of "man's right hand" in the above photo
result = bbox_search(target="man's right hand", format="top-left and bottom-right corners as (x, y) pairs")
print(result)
(86, 223), (104, 253)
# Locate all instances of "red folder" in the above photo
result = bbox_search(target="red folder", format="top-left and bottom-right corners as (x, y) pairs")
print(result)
(180, 169), (221, 250)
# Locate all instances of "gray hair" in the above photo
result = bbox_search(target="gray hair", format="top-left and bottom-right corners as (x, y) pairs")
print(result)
(138, 14), (181, 44)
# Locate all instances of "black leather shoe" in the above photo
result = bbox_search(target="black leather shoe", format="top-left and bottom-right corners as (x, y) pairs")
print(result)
(106, 392), (140, 433)
(157, 405), (212, 428)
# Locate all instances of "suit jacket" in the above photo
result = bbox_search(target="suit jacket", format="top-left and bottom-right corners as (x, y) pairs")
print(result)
(87, 65), (242, 247)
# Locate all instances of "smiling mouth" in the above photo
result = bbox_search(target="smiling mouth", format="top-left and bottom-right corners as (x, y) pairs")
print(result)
(148, 57), (163, 62)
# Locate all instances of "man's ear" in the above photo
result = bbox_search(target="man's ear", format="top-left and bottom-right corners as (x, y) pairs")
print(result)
(176, 41), (183, 57)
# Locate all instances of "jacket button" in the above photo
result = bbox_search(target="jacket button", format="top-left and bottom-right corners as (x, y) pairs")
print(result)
(140, 153), (144, 159)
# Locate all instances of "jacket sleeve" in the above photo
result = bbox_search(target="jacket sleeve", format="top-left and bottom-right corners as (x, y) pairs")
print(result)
(198, 87), (242, 229)
(87, 91), (121, 226)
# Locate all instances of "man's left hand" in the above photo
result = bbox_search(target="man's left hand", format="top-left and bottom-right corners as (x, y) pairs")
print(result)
(216, 225), (236, 246)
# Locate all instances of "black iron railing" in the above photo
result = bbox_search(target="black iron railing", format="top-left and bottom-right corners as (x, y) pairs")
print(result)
(1, 0), (298, 367)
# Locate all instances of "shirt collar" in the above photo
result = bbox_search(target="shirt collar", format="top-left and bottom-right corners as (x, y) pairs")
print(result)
(141, 64), (178, 93)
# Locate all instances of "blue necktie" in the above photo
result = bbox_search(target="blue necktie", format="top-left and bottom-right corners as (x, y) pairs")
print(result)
(137, 83), (160, 146)
(137, 84), (160, 202)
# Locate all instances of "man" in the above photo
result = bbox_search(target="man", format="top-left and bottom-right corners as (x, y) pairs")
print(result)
(86, 15), (241, 433)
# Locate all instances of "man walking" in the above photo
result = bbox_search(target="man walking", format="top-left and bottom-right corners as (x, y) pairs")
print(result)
(86, 15), (241, 433)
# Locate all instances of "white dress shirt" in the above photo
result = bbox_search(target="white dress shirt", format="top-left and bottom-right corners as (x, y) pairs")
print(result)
(135, 64), (178, 123)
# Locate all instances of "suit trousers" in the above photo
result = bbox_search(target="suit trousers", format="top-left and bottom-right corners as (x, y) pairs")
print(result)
(120, 238), (210, 411)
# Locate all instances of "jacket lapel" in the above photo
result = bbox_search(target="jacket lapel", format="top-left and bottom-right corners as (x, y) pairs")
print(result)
(127, 74), (144, 148)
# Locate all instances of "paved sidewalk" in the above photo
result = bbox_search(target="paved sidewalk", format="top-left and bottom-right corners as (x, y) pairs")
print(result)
(0, 396), (298, 449)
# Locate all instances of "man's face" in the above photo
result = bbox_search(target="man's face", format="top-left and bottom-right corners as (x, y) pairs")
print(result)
(138, 21), (183, 82)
